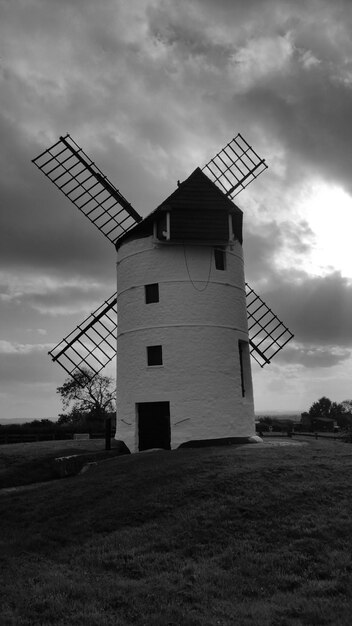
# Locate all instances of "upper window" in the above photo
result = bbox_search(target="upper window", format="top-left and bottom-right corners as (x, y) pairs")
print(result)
(147, 345), (163, 366)
(214, 248), (226, 271)
(145, 283), (159, 304)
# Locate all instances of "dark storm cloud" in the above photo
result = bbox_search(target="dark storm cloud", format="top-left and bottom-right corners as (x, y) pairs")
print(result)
(241, 210), (352, 365)
(148, 0), (352, 196)
(0, 119), (118, 316)
(0, 343), (56, 384)
(243, 219), (315, 278)
(0, 278), (113, 316)
(258, 271), (352, 349)
(237, 73), (352, 193)
(0, 115), (113, 273)
(230, 14), (352, 195)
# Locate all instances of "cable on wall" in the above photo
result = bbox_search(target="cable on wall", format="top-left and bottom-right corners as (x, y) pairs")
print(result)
(183, 243), (213, 292)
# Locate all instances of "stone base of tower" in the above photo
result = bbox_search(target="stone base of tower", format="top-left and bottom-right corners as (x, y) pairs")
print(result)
(115, 434), (262, 453)
(178, 435), (262, 448)
(116, 418), (261, 453)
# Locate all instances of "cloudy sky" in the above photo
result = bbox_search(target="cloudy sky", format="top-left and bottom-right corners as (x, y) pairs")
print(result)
(1, 0), (352, 421)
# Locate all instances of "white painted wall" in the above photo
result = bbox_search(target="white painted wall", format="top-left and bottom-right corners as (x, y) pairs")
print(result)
(116, 234), (255, 451)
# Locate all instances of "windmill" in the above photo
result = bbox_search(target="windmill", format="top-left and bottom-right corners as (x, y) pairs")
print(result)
(32, 132), (293, 451)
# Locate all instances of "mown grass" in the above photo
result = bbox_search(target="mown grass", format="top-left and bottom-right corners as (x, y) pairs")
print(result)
(1, 439), (352, 625)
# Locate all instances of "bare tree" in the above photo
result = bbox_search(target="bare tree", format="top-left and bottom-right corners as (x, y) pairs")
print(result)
(57, 368), (115, 420)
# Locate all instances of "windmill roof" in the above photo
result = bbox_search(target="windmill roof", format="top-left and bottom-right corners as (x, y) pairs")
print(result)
(155, 167), (241, 213)
(115, 167), (242, 249)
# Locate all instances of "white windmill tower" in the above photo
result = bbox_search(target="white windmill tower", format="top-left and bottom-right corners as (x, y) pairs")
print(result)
(32, 133), (293, 452)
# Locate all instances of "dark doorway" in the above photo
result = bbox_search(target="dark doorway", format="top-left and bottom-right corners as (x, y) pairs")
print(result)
(137, 402), (171, 451)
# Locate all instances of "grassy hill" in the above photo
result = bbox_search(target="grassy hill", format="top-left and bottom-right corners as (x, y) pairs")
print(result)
(0, 438), (124, 488)
(1, 439), (352, 625)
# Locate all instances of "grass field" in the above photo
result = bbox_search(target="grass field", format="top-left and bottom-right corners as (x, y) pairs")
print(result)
(1, 438), (352, 625)
(0, 439), (123, 489)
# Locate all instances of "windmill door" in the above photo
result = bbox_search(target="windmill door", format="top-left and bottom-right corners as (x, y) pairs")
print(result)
(137, 402), (171, 451)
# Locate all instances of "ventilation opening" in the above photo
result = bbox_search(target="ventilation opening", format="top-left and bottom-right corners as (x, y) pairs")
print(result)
(137, 401), (171, 451)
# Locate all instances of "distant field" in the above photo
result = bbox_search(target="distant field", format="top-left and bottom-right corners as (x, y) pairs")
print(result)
(1, 438), (352, 625)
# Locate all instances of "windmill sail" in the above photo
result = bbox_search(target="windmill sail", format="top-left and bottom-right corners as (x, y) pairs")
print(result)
(48, 293), (117, 384)
(32, 134), (142, 244)
(202, 133), (267, 198)
(246, 283), (294, 367)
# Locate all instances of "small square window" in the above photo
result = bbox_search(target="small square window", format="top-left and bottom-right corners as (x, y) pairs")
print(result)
(214, 248), (226, 270)
(145, 283), (159, 304)
(147, 345), (163, 366)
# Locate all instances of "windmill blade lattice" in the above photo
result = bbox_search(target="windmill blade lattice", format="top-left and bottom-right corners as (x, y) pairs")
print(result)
(32, 134), (142, 244)
(246, 283), (294, 367)
(202, 133), (267, 198)
(49, 293), (117, 384)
